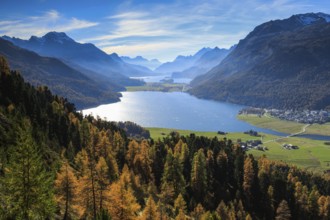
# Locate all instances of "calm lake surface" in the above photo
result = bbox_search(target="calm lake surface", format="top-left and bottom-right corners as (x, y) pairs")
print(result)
(83, 91), (286, 135)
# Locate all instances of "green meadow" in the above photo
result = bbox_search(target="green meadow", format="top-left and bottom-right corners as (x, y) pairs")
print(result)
(126, 82), (187, 92)
(237, 114), (330, 136)
(147, 127), (330, 173)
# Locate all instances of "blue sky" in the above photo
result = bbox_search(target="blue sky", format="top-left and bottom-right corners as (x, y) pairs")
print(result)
(1, 0), (330, 62)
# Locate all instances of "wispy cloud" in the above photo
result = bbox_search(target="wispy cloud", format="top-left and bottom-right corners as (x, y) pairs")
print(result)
(255, 0), (312, 12)
(80, 0), (264, 61)
(1, 0), (329, 61)
(97, 0), (325, 61)
(0, 10), (98, 39)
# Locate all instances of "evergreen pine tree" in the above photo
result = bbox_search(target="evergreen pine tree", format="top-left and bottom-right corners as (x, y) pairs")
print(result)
(191, 149), (207, 203)
(1, 122), (55, 219)
(161, 148), (185, 198)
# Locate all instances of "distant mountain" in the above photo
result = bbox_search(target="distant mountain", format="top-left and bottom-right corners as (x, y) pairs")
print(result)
(121, 56), (162, 70)
(172, 46), (233, 79)
(2, 32), (152, 81)
(0, 38), (121, 108)
(154, 47), (212, 74)
(190, 13), (330, 110)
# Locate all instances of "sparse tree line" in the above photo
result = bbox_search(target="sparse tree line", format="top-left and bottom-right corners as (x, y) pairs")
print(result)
(0, 57), (330, 219)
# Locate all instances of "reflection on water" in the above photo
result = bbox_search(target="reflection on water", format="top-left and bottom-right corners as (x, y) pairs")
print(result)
(83, 91), (286, 136)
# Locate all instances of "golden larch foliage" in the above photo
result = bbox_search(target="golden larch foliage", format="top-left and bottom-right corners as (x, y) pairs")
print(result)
(54, 161), (79, 219)
(140, 196), (159, 220)
(105, 180), (140, 220)
(243, 157), (254, 196)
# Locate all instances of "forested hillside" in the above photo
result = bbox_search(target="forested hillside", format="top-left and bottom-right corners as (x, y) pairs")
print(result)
(190, 13), (330, 110)
(1, 56), (330, 219)
(0, 38), (122, 108)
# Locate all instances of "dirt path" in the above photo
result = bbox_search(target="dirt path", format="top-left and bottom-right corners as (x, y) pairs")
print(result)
(263, 124), (310, 144)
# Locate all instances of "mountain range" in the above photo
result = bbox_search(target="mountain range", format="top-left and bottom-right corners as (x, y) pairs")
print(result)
(0, 32), (160, 108)
(121, 56), (162, 70)
(2, 12), (329, 110)
(2, 32), (154, 79)
(0, 38), (121, 108)
(154, 47), (213, 74)
(190, 12), (330, 110)
(172, 46), (233, 79)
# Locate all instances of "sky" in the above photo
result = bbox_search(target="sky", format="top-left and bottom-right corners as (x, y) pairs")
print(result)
(1, 0), (330, 62)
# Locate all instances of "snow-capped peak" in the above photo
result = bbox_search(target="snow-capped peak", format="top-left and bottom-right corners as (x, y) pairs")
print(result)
(317, 12), (330, 22)
(295, 12), (330, 25)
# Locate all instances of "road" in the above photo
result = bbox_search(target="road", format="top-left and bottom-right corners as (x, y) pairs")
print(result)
(263, 124), (310, 144)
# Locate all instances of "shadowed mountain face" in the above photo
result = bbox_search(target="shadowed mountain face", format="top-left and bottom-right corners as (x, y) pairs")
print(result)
(190, 13), (330, 110)
(0, 38), (121, 108)
(2, 32), (153, 81)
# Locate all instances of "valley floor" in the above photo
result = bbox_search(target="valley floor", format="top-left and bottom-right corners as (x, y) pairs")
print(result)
(125, 82), (189, 92)
(237, 113), (330, 136)
(147, 127), (330, 174)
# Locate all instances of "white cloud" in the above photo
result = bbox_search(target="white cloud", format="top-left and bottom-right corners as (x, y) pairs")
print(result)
(107, 11), (148, 20)
(79, 1), (252, 61)
(2, 0), (328, 61)
(0, 10), (98, 39)
(97, 0), (325, 61)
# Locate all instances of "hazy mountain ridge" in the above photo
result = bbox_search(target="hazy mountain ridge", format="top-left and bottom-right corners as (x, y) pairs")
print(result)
(190, 13), (330, 110)
(172, 46), (233, 79)
(121, 55), (162, 70)
(2, 32), (153, 80)
(0, 38), (121, 108)
(154, 47), (212, 74)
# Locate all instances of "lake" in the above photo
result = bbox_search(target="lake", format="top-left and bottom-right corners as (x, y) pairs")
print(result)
(83, 91), (286, 136)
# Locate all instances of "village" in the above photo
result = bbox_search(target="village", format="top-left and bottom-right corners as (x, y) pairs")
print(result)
(238, 130), (300, 152)
(239, 107), (330, 124)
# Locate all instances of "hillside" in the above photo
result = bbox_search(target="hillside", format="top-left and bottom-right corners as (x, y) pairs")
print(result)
(0, 39), (121, 108)
(1, 57), (330, 219)
(190, 13), (330, 110)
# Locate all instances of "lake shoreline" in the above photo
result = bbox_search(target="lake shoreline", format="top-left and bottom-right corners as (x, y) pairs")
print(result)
(237, 114), (330, 140)
(82, 91), (288, 135)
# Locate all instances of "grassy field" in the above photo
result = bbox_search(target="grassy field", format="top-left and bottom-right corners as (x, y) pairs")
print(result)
(237, 114), (304, 134)
(238, 114), (330, 136)
(305, 123), (330, 136)
(126, 83), (187, 92)
(147, 127), (330, 173)
(147, 127), (254, 141)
